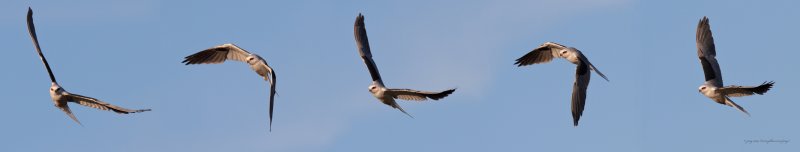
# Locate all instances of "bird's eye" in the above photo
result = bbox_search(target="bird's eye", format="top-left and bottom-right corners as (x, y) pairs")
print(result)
(700, 87), (706, 90)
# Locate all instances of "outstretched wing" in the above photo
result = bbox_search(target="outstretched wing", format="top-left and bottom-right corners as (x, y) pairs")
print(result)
(571, 63), (591, 126)
(719, 81), (774, 97)
(514, 42), (566, 66)
(267, 69), (276, 131)
(697, 16), (723, 87)
(65, 93), (151, 114)
(251, 60), (277, 131)
(387, 88), (456, 101)
(354, 14), (385, 85)
(26, 7), (58, 83)
(182, 43), (252, 65)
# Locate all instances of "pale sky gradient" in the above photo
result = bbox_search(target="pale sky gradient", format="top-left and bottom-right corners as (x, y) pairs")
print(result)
(1, 0), (797, 151)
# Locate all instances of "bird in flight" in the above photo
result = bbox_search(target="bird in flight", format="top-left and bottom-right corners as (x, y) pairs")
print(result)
(26, 7), (151, 125)
(695, 16), (774, 116)
(514, 42), (609, 126)
(354, 14), (456, 117)
(183, 43), (277, 130)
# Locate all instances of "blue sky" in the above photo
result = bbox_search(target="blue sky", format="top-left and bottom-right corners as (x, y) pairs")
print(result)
(1, 0), (797, 151)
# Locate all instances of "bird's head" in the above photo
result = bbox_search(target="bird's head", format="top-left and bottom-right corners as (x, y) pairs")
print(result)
(368, 84), (378, 93)
(49, 83), (63, 93)
(246, 55), (262, 64)
(560, 47), (578, 58)
(368, 81), (385, 93)
(698, 84), (714, 93)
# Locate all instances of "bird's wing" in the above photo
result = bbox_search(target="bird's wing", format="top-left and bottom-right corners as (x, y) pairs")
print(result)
(514, 42), (566, 66)
(65, 93), (151, 114)
(578, 52), (609, 81)
(248, 60), (277, 131)
(723, 97), (750, 116)
(571, 63), (591, 126)
(354, 14), (384, 85)
(26, 8), (57, 83)
(387, 88), (456, 101)
(719, 81), (774, 97)
(182, 43), (252, 65)
(266, 68), (276, 131)
(56, 103), (82, 126)
(697, 16), (723, 87)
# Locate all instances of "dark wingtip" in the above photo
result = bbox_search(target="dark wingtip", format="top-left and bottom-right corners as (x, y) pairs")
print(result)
(513, 60), (525, 67)
(136, 109), (152, 113)
(514, 55), (538, 67)
(442, 88), (456, 95)
(356, 13), (365, 22)
(754, 81), (775, 95)
(513, 55), (531, 67)
(181, 56), (197, 65)
(27, 7), (33, 21)
(430, 88), (456, 100)
(601, 75), (610, 82)
(698, 16), (709, 29)
(269, 102), (274, 132)
(573, 116), (580, 126)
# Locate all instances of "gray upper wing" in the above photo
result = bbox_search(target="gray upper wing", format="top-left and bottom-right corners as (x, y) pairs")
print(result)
(697, 16), (723, 86)
(571, 63), (591, 126)
(250, 59), (277, 131)
(354, 14), (384, 85)
(26, 8), (58, 83)
(267, 69), (276, 131)
(514, 42), (565, 66)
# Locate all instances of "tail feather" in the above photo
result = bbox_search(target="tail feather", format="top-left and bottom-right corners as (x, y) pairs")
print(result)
(724, 98), (750, 116)
(57, 104), (83, 126)
(392, 103), (414, 118)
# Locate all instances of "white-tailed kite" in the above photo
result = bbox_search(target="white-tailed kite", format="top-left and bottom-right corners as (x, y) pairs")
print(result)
(26, 8), (151, 125)
(182, 43), (277, 130)
(515, 42), (609, 126)
(695, 16), (774, 116)
(354, 14), (456, 117)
